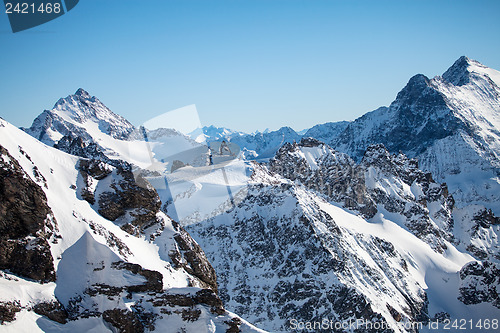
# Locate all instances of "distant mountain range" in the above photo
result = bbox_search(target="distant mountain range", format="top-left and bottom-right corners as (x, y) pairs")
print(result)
(1, 56), (499, 332)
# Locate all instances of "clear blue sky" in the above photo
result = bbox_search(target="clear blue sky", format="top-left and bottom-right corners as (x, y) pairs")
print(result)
(1, 0), (500, 133)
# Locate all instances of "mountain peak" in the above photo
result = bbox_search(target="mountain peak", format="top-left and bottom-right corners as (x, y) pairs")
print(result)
(74, 88), (91, 99)
(442, 56), (484, 86)
(408, 73), (430, 86)
(393, 73), (431, 104)
(456, 55), (472, 66)
(23, 89), (135, 145)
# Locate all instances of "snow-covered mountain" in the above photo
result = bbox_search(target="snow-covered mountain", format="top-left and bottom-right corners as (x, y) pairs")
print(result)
(3, 56), (500, 333)
(186, 138), (500, 332)
(197, 125), (245, 143)
(23, 88), (135, 145)
(202, 126), (302, 160)
(23, 89), (210, 172)
(329, 57), (500, 214)
(0, 118), (264, 332)
(198, 121), (350, 162)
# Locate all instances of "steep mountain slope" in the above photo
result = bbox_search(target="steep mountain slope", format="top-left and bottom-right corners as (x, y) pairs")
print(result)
(186, 153), (499, 332)
(270, 139), (456, 253)
(330, 57), (500, 213)
(271, 138), (500, 261)
(0, 118), (264, 333)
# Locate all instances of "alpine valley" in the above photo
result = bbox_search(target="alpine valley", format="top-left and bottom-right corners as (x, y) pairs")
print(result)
(1, 56), (499, 333)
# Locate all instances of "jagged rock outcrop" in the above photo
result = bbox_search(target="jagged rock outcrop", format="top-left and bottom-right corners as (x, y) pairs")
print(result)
(468, 209), (500, 260)
(0, 301), (20, 324)
(168, 221), (218, 292)
(55, 134), (111, 162)
(0, 145), (56, 282)
(458, 260), (500, 309)
(453, 206), (500, 261)
(33, 300), (68, 324)
(270, 139), (454, 252)
(77, 158), (161, 235)
(102, 309), (145, 333)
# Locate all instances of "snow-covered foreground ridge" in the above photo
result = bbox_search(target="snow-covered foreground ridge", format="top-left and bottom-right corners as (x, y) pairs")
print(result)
(0, 118), (265, 332)
(0, 56), (499, 332)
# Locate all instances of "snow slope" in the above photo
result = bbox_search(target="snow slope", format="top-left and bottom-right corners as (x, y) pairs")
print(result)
(0, 117), (265, 333)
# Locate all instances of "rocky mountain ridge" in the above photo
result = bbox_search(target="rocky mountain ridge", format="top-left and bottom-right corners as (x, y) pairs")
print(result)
(330, 56), (500, 214)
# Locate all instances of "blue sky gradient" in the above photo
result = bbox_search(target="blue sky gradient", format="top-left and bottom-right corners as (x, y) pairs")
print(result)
(1, 0), (500, 132)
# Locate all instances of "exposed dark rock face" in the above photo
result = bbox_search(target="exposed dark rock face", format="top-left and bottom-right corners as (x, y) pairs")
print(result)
(33, 300), (68, 324)
(270, 140), (455, 253)
(77, 159), (113, 205)
(0, 145), (56, 282)
(55, 135), (108, 162)
(110, 261), (163, 293)
(193, 289), (225, 315)
(472, 208), (500, 229)
(0, 301), (21, 324)
(225, 317), (242, 333)
(458, 261), (500, 309)
(331, 71), (462, 161)
(0, 145), (51, 238)
(442, 55), (474, 86)
(102, 309), (145, 333)
(169, 221), (218, 292)
(77, 158), (161, 235)
(464, 209), (500, 260)
(148, 289), (225, 316)
(0, 238), (56, 283)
